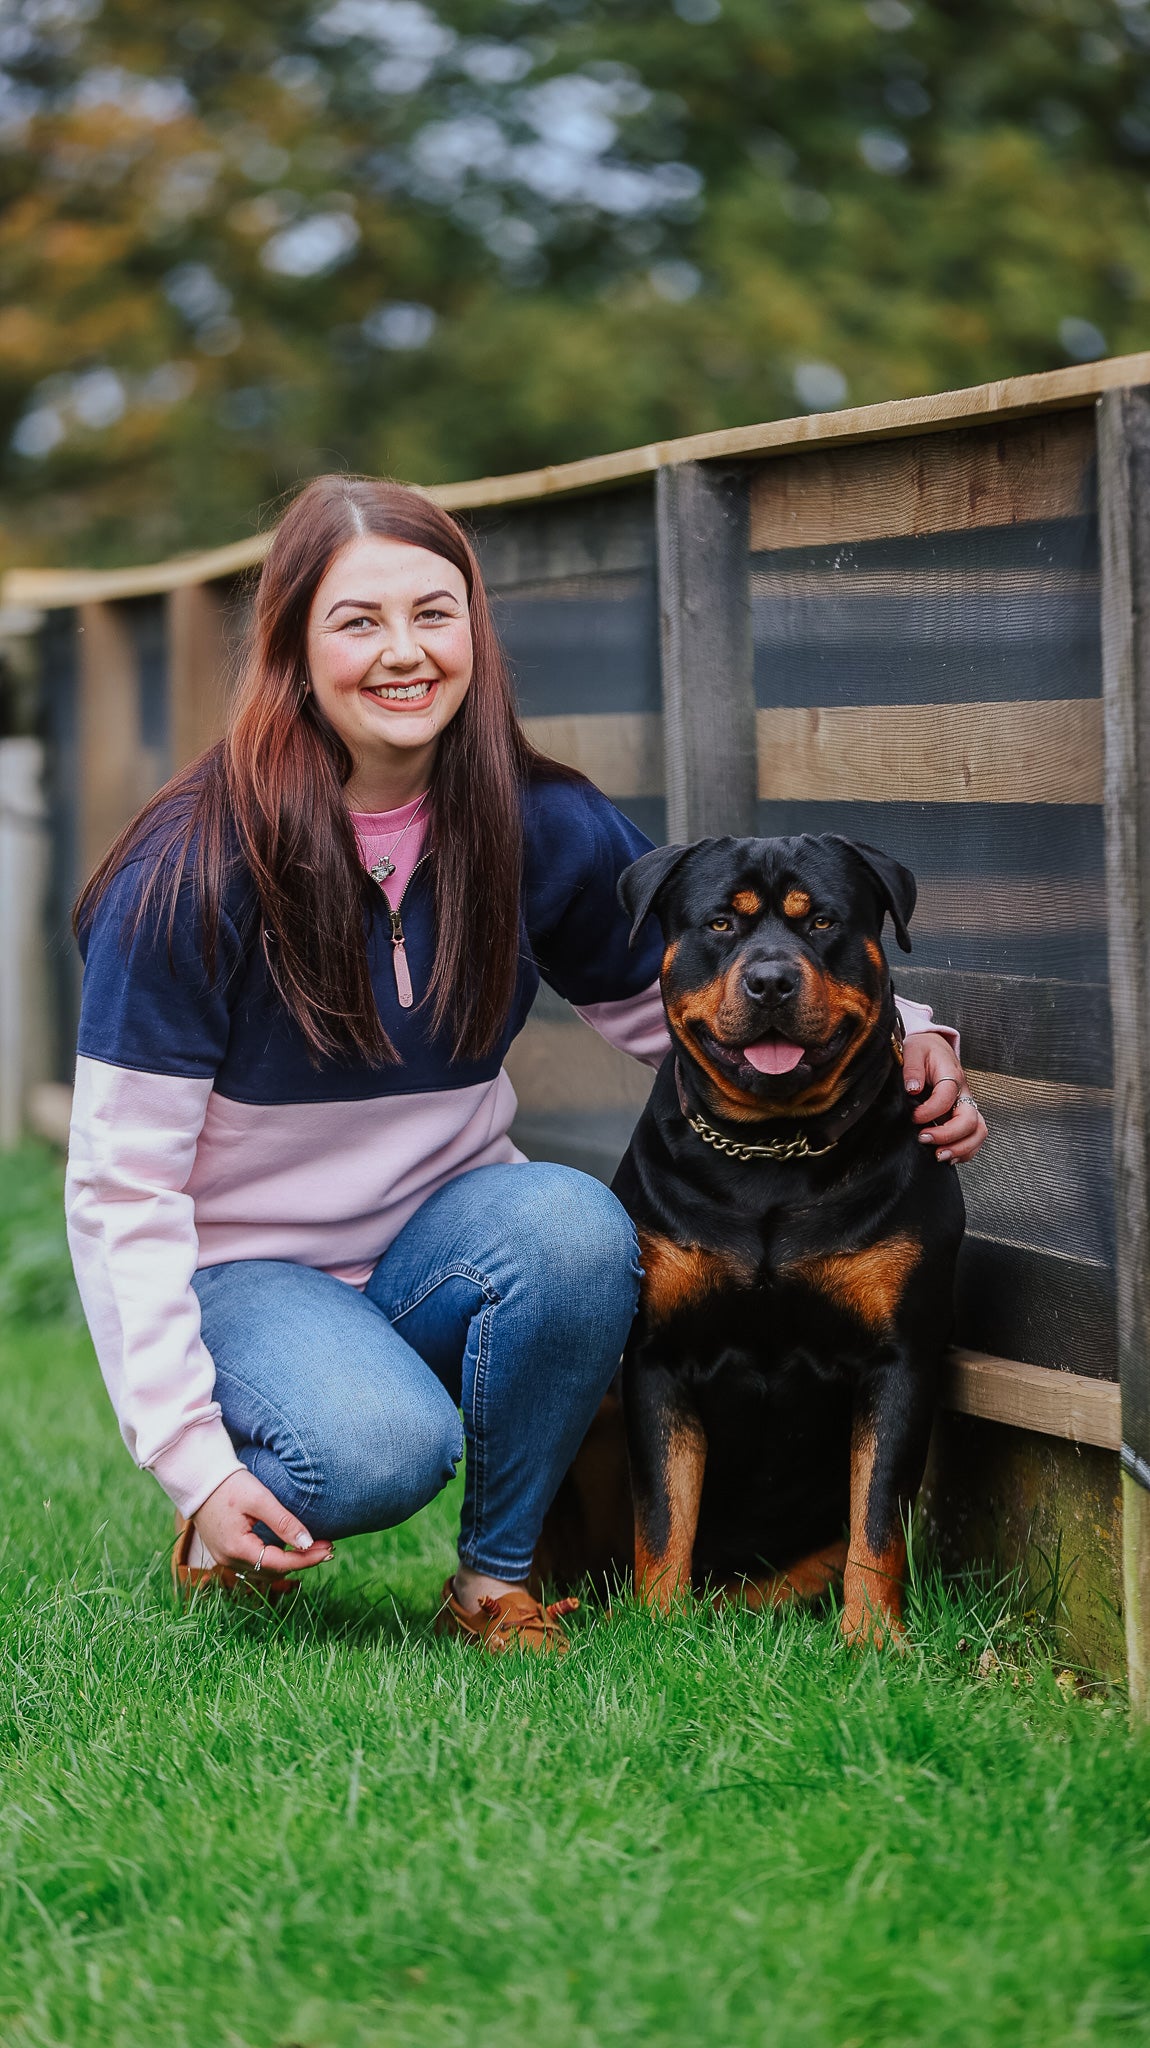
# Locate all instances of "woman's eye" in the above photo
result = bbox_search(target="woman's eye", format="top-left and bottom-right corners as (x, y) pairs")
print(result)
(341, 616), (376, 631)
(709, 917), (732, 932)
(811, 915), (834, 931)
(417, 607), (450, 624)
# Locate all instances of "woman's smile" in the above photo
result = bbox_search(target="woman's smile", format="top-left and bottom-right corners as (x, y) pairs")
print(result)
(306, 533), (473, 805)
(362, 677), (437, 705)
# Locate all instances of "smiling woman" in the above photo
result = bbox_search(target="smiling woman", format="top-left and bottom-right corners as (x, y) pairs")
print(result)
(62, 474), (981, 1657)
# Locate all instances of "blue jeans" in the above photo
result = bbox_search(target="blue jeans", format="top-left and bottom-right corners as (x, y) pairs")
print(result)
(191, 1162), (641, 1581)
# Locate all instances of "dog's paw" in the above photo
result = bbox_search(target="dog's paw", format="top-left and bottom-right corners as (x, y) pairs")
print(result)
(840, 1603), (908, 1653)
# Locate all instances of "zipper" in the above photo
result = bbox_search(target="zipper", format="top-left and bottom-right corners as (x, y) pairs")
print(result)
(388, 907), (414, 1008)
(367, 851), (428, 1011)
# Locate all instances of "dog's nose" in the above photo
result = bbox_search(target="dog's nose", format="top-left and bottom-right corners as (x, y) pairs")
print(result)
(742, 959), (796, 1003)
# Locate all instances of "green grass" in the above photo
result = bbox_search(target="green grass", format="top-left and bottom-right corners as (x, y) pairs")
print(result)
(1, 1144), (1149, 2048)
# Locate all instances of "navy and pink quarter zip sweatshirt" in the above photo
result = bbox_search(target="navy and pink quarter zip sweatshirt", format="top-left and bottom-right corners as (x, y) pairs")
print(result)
(65, 774), (948, 1521)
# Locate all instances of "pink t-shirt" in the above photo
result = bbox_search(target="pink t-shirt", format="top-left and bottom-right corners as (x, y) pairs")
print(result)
(350, 792), (430, 903)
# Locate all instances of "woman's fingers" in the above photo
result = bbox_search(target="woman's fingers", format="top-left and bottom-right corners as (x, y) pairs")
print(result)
(901, 1030), (989, 1163)
(911, 1077), (963, 1126)
(917, 1097), (989, 1165)
(193, 1468), (333, 1573)
(235, 1535), (331, 1576)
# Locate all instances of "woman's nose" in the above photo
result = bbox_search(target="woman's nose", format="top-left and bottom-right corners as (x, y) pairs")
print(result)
(376, 622), (421, 668)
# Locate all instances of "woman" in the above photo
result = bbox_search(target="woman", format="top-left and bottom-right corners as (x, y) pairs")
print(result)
(66, 476), (985, 1655)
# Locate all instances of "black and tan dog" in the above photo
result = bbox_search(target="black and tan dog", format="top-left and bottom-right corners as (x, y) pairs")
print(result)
(542, 833), (965, 1646)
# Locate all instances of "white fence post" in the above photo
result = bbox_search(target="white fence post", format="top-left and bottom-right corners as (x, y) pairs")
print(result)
(0, 737), (51, 1149)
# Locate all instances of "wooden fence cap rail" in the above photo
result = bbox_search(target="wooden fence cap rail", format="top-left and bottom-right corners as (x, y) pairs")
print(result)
(7, 350), (1150, 611)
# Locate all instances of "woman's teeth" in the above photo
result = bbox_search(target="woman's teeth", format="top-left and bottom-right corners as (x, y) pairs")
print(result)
(368, 680), (433, 701)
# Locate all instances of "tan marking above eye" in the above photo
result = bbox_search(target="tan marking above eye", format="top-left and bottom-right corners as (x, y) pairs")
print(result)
(731, 889), (762, 916)
(782, 889), (812, 919)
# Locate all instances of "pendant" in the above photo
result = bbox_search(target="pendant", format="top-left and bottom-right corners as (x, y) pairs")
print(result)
(370, 856), (396, 883)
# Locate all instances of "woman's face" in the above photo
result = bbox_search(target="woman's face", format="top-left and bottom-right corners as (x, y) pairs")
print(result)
(305, 534), (473, 792)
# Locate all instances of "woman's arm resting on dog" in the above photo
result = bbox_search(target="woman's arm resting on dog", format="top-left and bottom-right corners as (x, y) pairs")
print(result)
(903, 1031), (987, 1163)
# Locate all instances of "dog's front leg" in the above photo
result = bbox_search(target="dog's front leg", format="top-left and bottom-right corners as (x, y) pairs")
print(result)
(623, 1342), (706, 1611)
(843, 1352), (937, 1649)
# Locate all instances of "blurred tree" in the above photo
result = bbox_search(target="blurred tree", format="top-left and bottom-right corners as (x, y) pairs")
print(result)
(1, 0), (1148, 566)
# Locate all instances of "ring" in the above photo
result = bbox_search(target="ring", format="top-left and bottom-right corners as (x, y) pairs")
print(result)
(957, 1093), (979, 1109)
(255, 1543), (266, 1574)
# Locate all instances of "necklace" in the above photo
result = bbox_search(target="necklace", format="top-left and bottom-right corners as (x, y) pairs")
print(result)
(362, 790), (429, 885)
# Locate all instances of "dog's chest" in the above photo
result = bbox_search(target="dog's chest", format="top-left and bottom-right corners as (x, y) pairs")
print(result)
(637, 1199), (920, 1365)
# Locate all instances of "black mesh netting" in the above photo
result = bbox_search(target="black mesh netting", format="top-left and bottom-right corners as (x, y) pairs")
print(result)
(754, 503), (1110, 1377)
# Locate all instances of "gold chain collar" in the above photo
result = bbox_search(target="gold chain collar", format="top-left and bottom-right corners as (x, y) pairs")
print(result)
(684, 1111), (838, 1163)
(676, 1026), (904, 1167)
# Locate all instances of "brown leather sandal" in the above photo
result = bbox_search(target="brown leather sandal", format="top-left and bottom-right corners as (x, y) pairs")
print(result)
(171, 1514), (292, 1604)
(434, 1576), (579, 1655)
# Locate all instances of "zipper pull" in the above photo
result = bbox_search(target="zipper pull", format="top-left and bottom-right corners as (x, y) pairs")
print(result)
(389, 908), (414, 1009)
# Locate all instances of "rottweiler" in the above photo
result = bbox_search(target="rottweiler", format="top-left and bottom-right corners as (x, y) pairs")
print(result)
(541, 833), (965, 1647)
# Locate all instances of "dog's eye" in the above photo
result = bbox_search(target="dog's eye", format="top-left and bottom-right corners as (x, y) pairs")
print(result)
(709, 917), (732, 932)
(810, 914), (834, 932)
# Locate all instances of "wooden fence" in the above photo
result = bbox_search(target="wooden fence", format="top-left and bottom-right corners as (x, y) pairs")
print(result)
(8, 351), (1150, 1689)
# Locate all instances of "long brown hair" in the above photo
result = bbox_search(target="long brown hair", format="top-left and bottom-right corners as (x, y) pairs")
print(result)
(75, 475), (557, 1064)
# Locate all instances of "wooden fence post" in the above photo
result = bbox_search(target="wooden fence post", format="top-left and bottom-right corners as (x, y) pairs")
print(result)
(77, 600), (140, 881)
(0, 738), (50, 1147)
(656, 462), (757, 842)
(1098, 385), (1150, 1713)
(169, 581), (230, 768)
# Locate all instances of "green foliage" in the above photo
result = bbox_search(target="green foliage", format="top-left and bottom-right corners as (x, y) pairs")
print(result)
(0, 1144), (81, 1325)
(0, 1142), (1148, 2047)
(2, 0), (1149, 568)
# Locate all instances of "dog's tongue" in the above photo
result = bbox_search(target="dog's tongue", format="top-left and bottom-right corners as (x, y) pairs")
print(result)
(743, 1036), (807, 1075)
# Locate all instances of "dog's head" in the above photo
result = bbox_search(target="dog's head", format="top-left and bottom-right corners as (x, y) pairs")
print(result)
(619, 833), (915, 1122)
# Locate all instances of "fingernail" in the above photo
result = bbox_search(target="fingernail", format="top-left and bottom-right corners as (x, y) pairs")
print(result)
(295, 1530), (312, 1550)
(937, 1149), (952, 1161)
(905, 1079), (922, 1093)
(918, 1131), (934, 1143)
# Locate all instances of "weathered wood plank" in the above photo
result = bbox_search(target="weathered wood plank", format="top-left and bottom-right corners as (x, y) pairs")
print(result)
(169, 581), (230, 768)
(750, 413), (1094, 551)
(1099, 382), (1150, 1710)
(521, 712), (662, 797)
(469, 486), (655, 588)
(77, 601), (142, 879)
(893, 967), (1112, 1090)
(943, 1348), (1120, 1451)
(657, 463), (756, 841)
(756, 699), (1102, 805)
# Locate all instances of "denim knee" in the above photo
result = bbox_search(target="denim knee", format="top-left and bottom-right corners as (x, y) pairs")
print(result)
(303, 1379), (463, 1541)
(510, 1164), (641, 1305)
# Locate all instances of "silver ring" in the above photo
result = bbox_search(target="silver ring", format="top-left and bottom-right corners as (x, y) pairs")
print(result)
(255, 1543), (266, 1574)
(957, 1093), (979, 1109)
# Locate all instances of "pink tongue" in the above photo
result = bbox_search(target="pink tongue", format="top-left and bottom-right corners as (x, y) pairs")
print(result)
(743, 1037), (807, 1076)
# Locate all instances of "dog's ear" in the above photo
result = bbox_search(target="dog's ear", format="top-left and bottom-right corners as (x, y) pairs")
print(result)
(617, 843), (696, 945)
(824, 837), (916, 954)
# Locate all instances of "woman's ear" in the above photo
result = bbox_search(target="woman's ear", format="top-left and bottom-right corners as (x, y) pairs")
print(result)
(617, 843), (695, 945)
(824, 837), (917, 953)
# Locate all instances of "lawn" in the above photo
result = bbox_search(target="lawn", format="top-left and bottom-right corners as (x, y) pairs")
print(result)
(0, 1143), (1148, 2048)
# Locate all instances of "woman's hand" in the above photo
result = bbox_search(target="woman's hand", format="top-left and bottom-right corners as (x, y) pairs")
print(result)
(902, 1030), (988, 1165)
(194, 1469), (333, 1577)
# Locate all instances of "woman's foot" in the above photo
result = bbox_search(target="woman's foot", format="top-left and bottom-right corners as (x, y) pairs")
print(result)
(435, 1574), (578, 1654)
